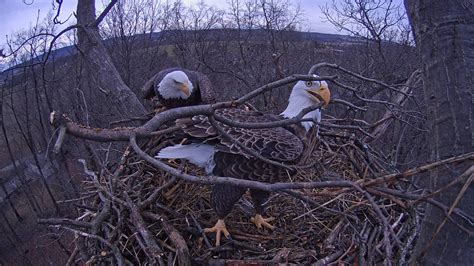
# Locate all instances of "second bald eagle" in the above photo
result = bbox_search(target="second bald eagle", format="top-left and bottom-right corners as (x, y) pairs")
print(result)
(142, 68), (216, 108)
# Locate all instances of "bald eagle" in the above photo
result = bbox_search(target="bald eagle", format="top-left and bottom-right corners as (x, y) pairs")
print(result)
(142, 68), (216, 108)
(157, 77), (330, 246)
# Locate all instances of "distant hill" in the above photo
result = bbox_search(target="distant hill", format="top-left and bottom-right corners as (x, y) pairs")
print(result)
(1, 29), (359, 81)
(141, 29), (359, 43)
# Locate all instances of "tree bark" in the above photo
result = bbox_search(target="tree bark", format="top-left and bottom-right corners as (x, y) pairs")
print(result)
(52, 0), (147, 164)
(76, 0), (146, 120)
(404, 0), (474, 264)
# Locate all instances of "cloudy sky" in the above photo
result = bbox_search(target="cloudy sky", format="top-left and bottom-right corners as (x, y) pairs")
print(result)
(1, 0), (338, 46)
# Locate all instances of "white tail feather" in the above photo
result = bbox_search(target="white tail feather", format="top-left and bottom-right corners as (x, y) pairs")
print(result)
(156, 144), (216, 174)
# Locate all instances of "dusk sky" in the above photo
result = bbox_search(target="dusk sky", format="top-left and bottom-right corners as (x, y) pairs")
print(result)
(0, 0), (338, 47)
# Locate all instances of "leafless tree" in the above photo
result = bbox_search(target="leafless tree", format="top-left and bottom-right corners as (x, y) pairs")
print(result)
(322, 0), (414, 79)
(405, 0), (474, 264)
(322, 0), (411, 45)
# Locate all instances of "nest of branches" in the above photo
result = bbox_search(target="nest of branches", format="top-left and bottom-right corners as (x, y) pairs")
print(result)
(42, 125), (425, 265)
(39, 66), (473, 265)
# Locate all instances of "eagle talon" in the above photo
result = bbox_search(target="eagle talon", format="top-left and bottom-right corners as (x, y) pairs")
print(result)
(251, 214), (275, 230)
(203, 219), (230, 246)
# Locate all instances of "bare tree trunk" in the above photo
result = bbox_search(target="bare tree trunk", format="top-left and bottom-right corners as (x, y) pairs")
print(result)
(52, 0), (147, 166)
(76, 0), (146, 119)
(404, 0), (474, 264)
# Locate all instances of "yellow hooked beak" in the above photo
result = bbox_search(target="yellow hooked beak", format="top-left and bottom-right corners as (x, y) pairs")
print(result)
(180, 83), (191, 97)
(307, 82), (331, 107)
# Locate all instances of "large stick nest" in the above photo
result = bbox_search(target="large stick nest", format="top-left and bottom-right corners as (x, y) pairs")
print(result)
(57, 126), (420, 265)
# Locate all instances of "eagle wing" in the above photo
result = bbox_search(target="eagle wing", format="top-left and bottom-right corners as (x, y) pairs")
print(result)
(183, 70), (217, 104)
(176, 109), (304, 162)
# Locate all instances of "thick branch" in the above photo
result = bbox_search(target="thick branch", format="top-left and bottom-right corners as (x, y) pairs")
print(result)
(94, 0), (118, 26)
(124, 193), (164, 260)
(143, 212), (191, 266)
(49, 75), (336, 142)
(38, 218), (92, 229)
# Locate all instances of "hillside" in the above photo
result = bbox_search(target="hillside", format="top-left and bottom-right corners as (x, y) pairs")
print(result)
(1, 29), (361, 80)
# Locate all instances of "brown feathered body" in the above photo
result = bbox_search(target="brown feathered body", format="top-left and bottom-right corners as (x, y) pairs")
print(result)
(177, 108), (304, 218)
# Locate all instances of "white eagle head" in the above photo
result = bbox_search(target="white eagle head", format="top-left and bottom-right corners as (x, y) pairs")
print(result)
(158, 70), (194, 99)
(281, 75), (331, 131)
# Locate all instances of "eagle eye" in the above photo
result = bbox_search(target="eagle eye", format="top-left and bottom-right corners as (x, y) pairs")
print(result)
(305, 81), (312, 87)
